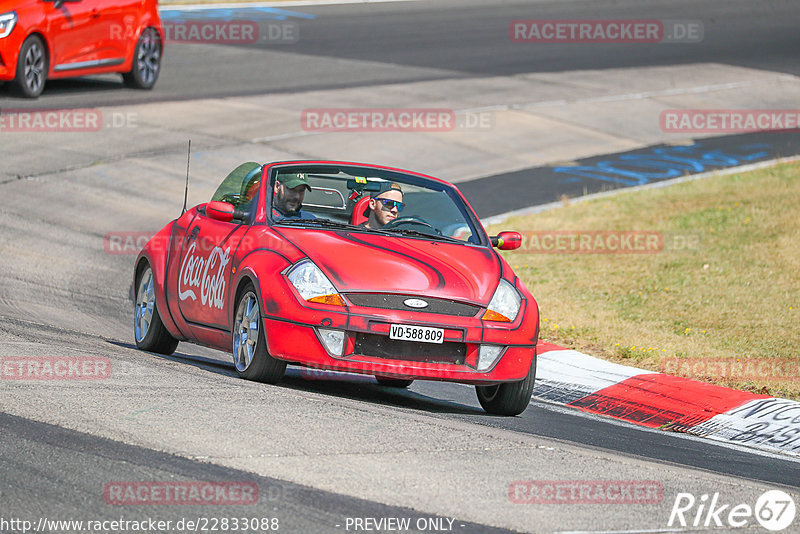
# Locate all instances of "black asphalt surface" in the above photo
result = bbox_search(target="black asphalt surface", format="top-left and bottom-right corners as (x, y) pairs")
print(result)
(0, 411), (513, 534)
(1, 0), (798, 107)
(275, 367), (800, 490)
(4, 352), (796, 534)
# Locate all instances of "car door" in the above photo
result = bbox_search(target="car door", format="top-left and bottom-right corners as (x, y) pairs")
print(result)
(98, 0), (141, 60)
(45, 0), (103, 70)
(175, 214), (248, 331)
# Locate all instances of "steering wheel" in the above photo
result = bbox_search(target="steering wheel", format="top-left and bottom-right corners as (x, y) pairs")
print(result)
(382, 216), (436, 231)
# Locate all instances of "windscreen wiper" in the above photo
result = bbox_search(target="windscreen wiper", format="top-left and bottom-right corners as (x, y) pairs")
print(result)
(381, 228), (462, 243)
(276, 218), (360, 230)
(279, 218), (464, 243)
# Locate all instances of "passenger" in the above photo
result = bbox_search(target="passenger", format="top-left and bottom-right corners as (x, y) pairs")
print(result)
(272, 172), (316, 221)
(362, 182), (404, 229)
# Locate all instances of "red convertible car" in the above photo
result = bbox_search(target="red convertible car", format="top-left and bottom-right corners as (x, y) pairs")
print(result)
(134, 161), (539, 415)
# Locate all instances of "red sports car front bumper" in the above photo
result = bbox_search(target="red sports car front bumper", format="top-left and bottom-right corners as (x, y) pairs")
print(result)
(263, 313), (536, 384)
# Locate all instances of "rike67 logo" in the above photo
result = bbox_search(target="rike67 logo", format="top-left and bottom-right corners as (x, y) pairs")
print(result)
(669, 490), (796, 531)
(178, 242), (230, 309)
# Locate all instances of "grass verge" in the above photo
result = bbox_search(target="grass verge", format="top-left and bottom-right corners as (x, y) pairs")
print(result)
(492, 162), (800, 399)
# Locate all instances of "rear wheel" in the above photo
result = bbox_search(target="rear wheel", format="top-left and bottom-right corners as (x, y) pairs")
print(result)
(232, 285), (286, 384)
(12, 35), (47, 98)
(123, 27), (161, 89)
(475, 353), (536, 416)
(375, 376), (414, 388)
(134, 265), (179, 355)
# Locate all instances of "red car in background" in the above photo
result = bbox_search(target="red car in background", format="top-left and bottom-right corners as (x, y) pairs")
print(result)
(133, 161), (539, 415)
(0, 0), (163, 97)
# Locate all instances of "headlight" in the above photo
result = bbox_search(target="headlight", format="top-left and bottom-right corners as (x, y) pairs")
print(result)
(482, 279), (522, 322)
(0, 12), (17, 38)
(286, 259), (345, 306)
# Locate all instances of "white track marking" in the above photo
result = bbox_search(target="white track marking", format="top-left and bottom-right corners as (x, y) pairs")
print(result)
(530, 398), (800, 464)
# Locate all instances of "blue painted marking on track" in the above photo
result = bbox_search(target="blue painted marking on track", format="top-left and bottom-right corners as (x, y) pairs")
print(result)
(159, 7), (316, 22)
(554, 142), (771, 186)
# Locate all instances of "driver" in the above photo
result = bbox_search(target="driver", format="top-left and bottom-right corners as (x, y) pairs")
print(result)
(272, 172), (316, 221)
(362, 182), (404, 229)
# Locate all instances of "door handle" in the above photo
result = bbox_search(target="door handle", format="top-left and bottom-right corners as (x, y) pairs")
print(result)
(91, 9), (100, 18)
(188, 226), (200, 240)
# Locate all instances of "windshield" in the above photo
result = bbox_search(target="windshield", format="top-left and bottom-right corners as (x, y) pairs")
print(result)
(268, 164), (484, 245)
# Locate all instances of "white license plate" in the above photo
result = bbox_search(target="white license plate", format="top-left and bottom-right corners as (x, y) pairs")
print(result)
(389, 324), (444, 344)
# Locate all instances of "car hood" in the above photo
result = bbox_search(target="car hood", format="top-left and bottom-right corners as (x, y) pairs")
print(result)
(278, 228), (501, 304)
(0, 0), (33, 11)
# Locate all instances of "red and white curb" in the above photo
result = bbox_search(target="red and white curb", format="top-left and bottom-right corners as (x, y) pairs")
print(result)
(535, 341), (800, 457)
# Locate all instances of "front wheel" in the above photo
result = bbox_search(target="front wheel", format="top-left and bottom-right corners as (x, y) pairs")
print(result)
(134, 264), (179, 355)
(123, 27), (162, 89)
(475, 353), (536, 416)
(232, 286), (286, 384)
(12, 35), (48, 98)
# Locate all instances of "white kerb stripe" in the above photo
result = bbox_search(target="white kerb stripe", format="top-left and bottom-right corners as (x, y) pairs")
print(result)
(537, 349), (657, 395)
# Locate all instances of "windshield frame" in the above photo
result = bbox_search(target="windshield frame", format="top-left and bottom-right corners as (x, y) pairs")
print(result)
(264, 162), (489, 247)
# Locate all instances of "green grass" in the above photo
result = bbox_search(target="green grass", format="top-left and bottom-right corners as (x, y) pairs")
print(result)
(492, 162), (800, 399)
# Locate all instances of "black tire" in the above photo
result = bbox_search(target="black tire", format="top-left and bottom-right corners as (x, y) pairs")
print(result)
(134, 264), (179, 355)
(232, 284), (286, 384)
(475, 352), (536, 416)
(375, 376), (414, 388)
(12, 35), (47, 98)
(122, 27), (161, 89)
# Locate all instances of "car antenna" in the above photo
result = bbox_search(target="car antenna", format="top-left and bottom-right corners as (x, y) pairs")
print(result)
(181, 139), (191, 215)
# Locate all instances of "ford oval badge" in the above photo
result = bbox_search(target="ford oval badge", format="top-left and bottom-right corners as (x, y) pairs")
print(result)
(404, 298), (429, 309)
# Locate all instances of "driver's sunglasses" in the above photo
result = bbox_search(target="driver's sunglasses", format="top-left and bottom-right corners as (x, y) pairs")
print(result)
(377, 198), (405, 212)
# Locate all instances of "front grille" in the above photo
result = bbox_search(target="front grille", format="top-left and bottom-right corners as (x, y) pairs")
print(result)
(353, 333), (466, 365)
(345, 293), (481, 317)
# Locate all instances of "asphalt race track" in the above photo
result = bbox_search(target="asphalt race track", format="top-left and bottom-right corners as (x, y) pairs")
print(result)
(1, 1), (799, 533)
(2, 0), (799, 108)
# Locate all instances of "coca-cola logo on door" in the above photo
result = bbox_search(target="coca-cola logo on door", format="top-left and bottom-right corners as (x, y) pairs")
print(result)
(178, 242), (230, 309)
